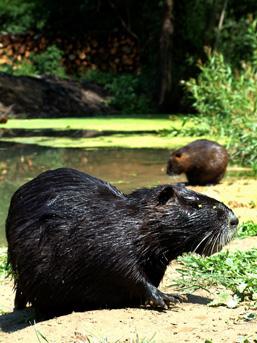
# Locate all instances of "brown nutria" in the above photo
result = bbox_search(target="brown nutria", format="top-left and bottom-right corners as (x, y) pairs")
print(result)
(166, 139), (229, 185)
(6, 168), (238, 314)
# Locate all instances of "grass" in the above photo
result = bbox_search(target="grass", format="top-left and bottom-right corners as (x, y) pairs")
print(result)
(236, 221), (257, 239)
(171, 248), (257, 308)
(34, 321), (49, 343)
(169, 221), (257, 308)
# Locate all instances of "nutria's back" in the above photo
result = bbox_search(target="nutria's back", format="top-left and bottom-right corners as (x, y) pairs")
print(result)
(166, 139), (229, 185)
(6, 168), (237, 314)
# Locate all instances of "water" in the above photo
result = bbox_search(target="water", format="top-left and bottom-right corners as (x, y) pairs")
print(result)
(0, 143), (178, 245)
(0, 142), (254, 245)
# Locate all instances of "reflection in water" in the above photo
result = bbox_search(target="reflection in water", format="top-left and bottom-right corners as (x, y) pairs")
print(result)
(0, 142), (253, 245)
(0, 143), (178, 245)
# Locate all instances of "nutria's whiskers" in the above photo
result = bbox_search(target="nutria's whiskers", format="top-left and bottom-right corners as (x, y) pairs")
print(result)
(192, 230), (213, 255)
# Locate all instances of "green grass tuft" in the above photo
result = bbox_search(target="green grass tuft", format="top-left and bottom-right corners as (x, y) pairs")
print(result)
(171, 248), (257, 307)
(236, 221), (257, 239)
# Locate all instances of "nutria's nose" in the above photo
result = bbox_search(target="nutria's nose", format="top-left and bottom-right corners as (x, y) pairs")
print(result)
(229, 213), (239, 229)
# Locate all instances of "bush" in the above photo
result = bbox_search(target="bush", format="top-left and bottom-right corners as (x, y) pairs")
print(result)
(32, 45), (66, 77)
(182, 45), (257, 170)
(85, 70), (154, 114)
(0, 45), (66, 78)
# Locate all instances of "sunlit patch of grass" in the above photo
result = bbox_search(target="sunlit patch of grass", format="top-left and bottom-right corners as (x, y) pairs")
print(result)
(236, 221), (257, 239)
(170, 248), (257, 308)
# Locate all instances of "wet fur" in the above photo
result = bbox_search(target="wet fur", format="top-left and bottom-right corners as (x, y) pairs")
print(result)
(6, 168), (238, 314)
(166, 139), (229, 185)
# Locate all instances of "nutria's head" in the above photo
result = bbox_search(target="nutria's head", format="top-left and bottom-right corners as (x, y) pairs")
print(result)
(135, 184), (238, 260)
(166, 148), (190, 176)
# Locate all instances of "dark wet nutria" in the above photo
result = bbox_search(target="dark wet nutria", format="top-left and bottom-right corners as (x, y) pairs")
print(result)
(6, 168), (238, 314)
(166, 139), (229, 185)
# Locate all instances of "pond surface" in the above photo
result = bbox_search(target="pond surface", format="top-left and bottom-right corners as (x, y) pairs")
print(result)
(0, 142), (253, 245)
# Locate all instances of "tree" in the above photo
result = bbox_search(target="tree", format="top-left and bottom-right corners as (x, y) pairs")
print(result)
(154, 0), (174, 112)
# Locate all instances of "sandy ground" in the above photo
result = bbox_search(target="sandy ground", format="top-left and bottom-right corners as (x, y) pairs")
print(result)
(1, 178), (257, 343)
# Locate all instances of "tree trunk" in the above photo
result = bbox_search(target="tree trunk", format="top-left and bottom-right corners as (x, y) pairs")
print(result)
(155, 0), (174, 112)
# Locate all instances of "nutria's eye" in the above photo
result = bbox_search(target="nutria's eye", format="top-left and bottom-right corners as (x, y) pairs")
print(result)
(189, 202), (202, 209)
(176, 153), (181, 158)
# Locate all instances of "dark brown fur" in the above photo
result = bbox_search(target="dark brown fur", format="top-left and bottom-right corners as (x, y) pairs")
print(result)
(6, 168), (238, 315)
(166, 139), (229, 185)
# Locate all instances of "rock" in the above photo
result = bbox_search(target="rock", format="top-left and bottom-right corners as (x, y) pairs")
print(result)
(0, 72), (112, 117)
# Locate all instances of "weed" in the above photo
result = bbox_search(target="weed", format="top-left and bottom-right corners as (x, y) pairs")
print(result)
(32, 320), (49, 343)
(75, 331), (156, 343)
(236, 221), (257, 239)
(171, 249), (257, 307)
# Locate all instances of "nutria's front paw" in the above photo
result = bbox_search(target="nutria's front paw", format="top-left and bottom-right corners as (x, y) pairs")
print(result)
(144, 283), (187, 309)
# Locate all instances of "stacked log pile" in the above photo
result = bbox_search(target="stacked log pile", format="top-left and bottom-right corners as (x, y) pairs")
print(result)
(0, 31), (140, 74)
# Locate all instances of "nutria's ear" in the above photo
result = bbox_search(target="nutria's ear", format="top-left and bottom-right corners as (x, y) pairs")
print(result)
(158, 186), (176, 205)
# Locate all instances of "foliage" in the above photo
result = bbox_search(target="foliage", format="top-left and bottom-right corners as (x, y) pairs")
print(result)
(219, 16), (257, 70)
(182, 43), (257, 169)
(85, 70), (154, 114)
(0, 45), (66, 77)
(0, 0), (35, 33)
(105, 74), (153, 114)
(171, 249), (257, 307)
(236, 221), (257, 239)
(32, 45), (66, 77)
(84, 70), (114, 85)
(0, 57), (35, 76)
(1, 0), (257, 115)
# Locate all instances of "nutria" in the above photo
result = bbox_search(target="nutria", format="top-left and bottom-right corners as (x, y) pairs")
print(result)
(6, 168), (238, 314)
(166, 139), (229, 185)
